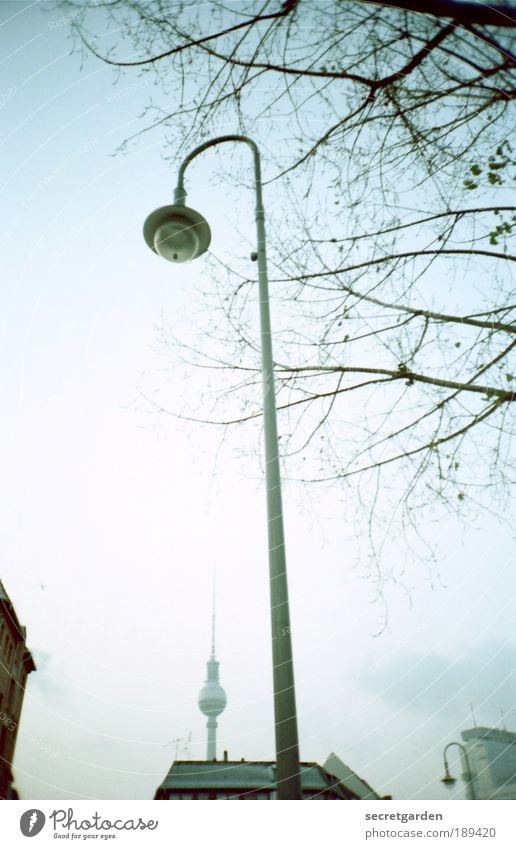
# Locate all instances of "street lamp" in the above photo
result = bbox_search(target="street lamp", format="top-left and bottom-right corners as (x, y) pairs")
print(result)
(442, 741), (477, 799)
(143, 135), (302, 800)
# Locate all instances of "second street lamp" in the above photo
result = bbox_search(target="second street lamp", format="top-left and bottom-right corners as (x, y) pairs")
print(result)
(442, 741), (477, 799)
(143, 135), (302, 800)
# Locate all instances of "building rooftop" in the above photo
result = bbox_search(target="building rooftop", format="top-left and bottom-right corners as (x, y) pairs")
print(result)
(324, 753), (381, 799)
(0, 578), (36, 672)
(156, 759), (364, 799)
(462, 727), (516, 745)
(0, 579), (24, 635)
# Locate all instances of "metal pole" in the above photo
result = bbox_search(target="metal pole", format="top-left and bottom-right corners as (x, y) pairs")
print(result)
(443, 742), (477, 799)
(175, 136), (302, 799)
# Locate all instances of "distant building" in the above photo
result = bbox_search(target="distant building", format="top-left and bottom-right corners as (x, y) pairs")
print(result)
(155, 756), (365, 800)
(198, 583), (226, 760)
(0, 580), (36, 799)
(460, 726), (516, 800)
(156, 584), (383, 800)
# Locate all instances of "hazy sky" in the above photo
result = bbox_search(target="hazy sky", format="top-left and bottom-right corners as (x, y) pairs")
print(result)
(1, 1), (515, 801)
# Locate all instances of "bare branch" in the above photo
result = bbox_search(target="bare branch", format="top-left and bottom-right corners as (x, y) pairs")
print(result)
(361, 0), (516, 28)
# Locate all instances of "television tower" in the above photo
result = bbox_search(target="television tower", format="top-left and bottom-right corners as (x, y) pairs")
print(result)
(198, 578), (226, 760)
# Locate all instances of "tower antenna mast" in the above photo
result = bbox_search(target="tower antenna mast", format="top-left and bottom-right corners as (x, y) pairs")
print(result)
(198, 572), (226, 760)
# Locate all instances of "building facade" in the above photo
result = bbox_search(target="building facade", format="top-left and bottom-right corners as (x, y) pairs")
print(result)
(461, 726), (516, 800)
(0, 580), (36, 799)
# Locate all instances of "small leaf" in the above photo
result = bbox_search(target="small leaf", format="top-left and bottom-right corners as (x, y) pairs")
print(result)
(454, 341), (461, 348)
(457, 492), (465, 501)
(507, 374), (514, 382)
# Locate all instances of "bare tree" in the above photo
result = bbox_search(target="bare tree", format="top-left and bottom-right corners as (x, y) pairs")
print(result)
(64, 0), (516, 591)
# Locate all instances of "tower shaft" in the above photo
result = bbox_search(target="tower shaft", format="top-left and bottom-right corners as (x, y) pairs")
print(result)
(207, 718), (217, 761)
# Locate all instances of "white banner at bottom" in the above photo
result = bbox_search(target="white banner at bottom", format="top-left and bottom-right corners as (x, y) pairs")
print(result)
(1, 800), (514, 849)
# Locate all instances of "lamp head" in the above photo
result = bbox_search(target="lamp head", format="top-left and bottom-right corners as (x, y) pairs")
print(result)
(143, 204), (211, 263)
(441, 769), (456, 787)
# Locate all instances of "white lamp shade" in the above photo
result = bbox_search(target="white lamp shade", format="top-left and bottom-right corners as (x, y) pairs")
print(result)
(143, 204), (211, 263)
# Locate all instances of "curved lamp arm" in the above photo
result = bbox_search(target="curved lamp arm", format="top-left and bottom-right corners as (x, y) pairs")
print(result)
(442, 741), (477, 800)
(174, 135), (262, 208)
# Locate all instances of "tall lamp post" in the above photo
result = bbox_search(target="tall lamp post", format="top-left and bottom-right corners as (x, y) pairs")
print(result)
(441, 741), (477, 799)
(143, 135), (302, 800)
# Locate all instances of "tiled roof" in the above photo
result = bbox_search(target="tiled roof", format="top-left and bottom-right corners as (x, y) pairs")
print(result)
(161, 761), (276, 791)
(158, 760), (355, 797)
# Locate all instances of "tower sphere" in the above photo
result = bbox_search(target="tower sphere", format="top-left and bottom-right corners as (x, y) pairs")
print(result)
(198, 682), (227, 718)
